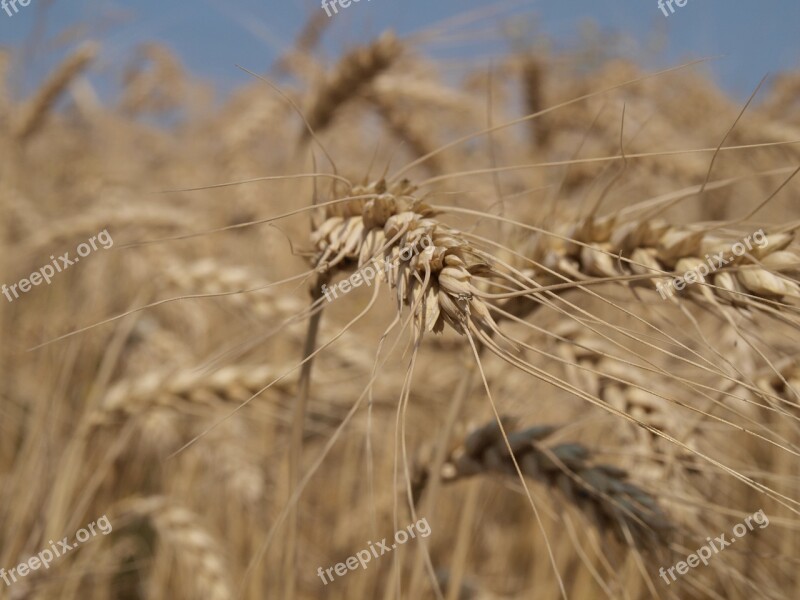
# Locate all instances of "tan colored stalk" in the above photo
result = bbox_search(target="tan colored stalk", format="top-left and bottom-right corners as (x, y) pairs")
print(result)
(285, 281), (325, 600)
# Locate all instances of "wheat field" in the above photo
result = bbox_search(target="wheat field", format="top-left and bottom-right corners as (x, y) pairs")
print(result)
(2, 8), (800, 600)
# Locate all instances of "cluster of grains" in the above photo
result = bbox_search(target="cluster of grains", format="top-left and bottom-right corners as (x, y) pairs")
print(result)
(93, 365), (289, 420)
(312, 179), (503, 336)
(86, 365), (293, 456)
(522, 215), (800, 310)
(414, 418), (673, 546)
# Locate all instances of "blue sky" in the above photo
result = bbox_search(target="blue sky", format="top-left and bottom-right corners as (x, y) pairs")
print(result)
(1, 1), (799, 101)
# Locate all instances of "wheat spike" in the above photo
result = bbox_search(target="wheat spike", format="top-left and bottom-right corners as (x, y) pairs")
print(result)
(519, 215), (800, 313)
(302, 31), (402, 139)
(312, 178), (504, 337)
(112, 497), (233, 600)
(86, 364), (293, 446)
(13, 42), (98, 140)
(414, 417), (673, 547)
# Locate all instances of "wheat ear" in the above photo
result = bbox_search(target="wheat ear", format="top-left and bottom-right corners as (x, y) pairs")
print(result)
(87, 364), (292, 439)
(515, 213), (799, 314)
(414, 417), (673, 548)
(112, 496), (232, 600)
(13, 42), (98, 141)
(311, 178), (505, 338)
(302, 31), (402, 139)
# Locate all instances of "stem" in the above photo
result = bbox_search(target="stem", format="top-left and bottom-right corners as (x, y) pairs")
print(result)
(284, 279), (325, 600)
(407, 350), (480, 598)
(445, 480), (481, 600)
